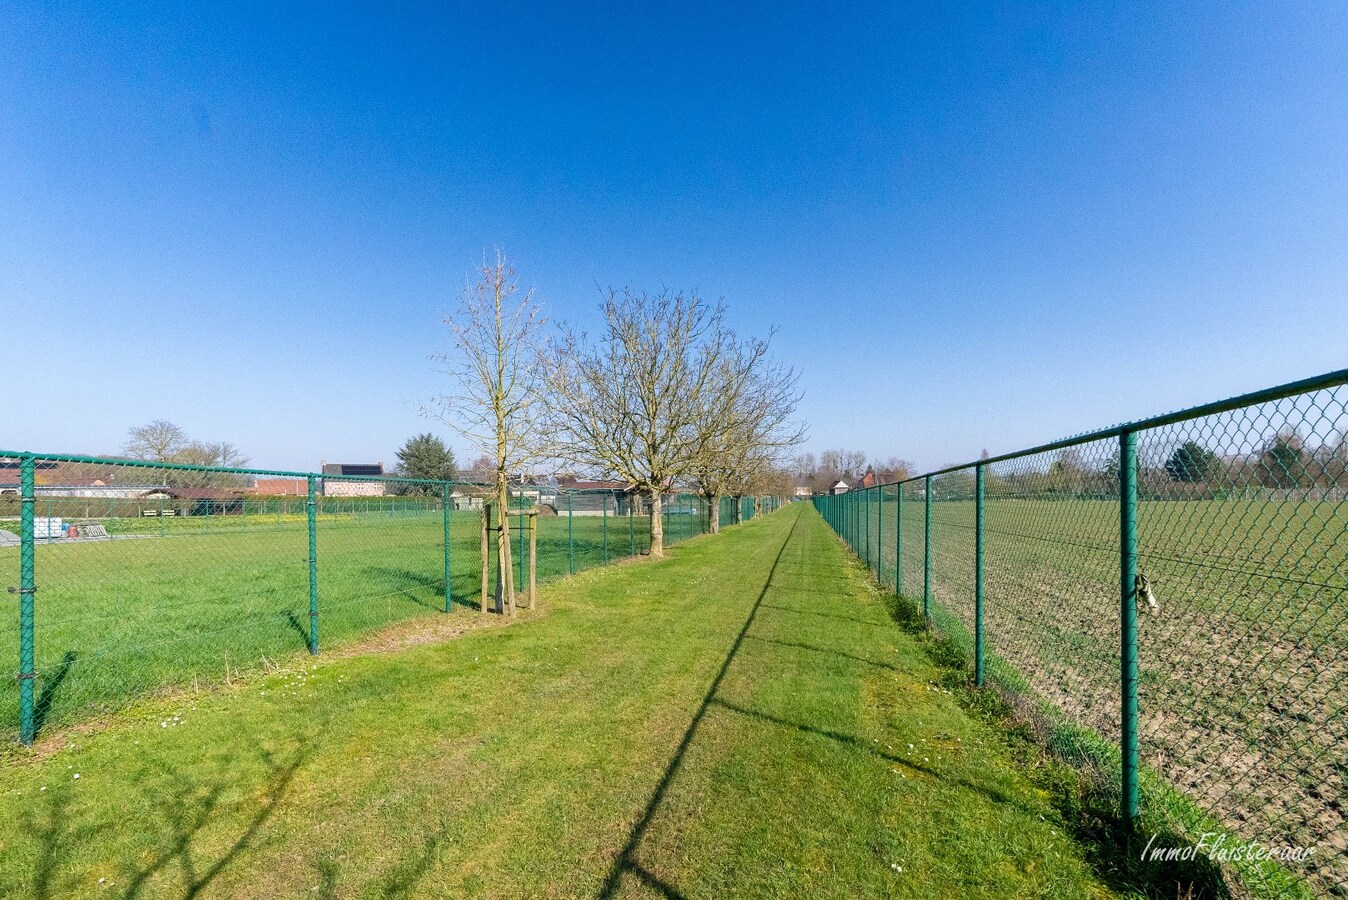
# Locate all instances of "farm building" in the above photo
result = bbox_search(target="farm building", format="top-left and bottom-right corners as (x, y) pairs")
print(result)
(321, 462), (386, 497)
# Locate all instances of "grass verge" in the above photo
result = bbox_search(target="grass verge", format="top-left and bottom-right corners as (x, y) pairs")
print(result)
(0, 504), (1123, 898)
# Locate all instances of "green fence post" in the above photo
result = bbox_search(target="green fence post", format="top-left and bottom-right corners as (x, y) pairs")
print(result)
(877, 485), (885, 585)
(923, 474), (932, 622)
(864, 488), (871, 569)
(629, 500), (635, 557)
(158, 494), (165, 538)
(567, 493), (574, 575)
(450, 482), (461, 614)
(975, 463), (985, 687)
(17, 455), (37, 744)
(603, 494), (609, 563)
(242, 496), (247, 529)
(1120, 430), (1140, 825)
(307, 475), (318, 655)
(518, 498), (525, 590)
(896, 484), (903, 596)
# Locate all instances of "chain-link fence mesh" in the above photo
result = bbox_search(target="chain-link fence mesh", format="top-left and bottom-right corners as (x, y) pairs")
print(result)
(814, 373), (1348, 897)
(0, 453), (780, 744)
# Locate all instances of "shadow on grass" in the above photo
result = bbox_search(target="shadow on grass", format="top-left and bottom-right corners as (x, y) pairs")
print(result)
(884, 591), (1234, 899)
(758, 602), (893, 628)
(743, 635), (900, 672)
(32, 651), (77, 738)
(27, 737), (313, 899)
(597, 514), (803, 900)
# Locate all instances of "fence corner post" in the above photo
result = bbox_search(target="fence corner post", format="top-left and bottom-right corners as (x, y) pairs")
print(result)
(443, 482), (452, 613)
(974, 463), (985, 687)
(1120, 430), (1140, 826)
(17, 454), (37, 744)
(307, 475), (318, 655)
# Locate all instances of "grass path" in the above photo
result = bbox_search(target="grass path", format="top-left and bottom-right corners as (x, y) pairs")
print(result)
(0, 505), (1120, 898)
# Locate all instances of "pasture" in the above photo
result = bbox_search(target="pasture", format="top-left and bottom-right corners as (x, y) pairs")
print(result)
(0, 507), (707, 737)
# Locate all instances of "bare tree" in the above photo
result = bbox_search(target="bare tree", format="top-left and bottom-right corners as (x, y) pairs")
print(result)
(124, 420), (188, 464)
(690, 348), (803, 533)
(426, 251), (550, 616)
(172, 441), (251, 489)
(123, 422), (249, 488)
(548, 288), (771, 556)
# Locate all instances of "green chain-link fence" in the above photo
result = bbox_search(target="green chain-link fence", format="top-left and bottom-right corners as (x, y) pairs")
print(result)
(814, 370), (1347, 897)
(0, 451), (780, 745)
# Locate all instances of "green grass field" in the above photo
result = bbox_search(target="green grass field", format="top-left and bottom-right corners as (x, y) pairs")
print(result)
(837, 491), (1345, 895)
(0, 508), (708, 736)
(0, 504), (1125, 898)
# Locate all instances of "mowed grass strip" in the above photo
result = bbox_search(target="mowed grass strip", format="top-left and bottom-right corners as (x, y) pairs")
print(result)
(0, 505), (1118, 898)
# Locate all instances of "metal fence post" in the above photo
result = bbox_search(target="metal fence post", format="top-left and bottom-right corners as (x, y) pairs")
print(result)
(480, 503), (490, 613)
(923, 474), (932, 622)
(1120, 430), (1140, 825)
(975, 463), (985, 687)
(528, 510), (537, 609)
(518, 499), (525, 590)
(17, 455), (36, 744)
(877, 485), (884, 584)
(629, 500), (635, 557)
(865, 488), (871, 569)
(896, 484), (903, 596)
(450, 485), (461, 611)
(307, 475), (318, 654)
(602, 494), (609, 563)
(567, 492), (574, 575)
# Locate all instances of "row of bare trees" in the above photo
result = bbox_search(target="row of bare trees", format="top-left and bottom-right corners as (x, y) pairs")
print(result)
(790, 451), (914, 494)
(427, 251), (804, 614)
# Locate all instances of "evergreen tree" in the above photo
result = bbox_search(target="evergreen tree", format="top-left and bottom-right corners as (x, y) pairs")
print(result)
(1164, 441), (1219, 483)
(395, 433), (457, 494)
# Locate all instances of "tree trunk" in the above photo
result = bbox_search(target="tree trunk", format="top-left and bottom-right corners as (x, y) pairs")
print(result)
(706, 493), (720, 534)
(734, 496), (743, 525)
(649, 491), (664, 557)
(495, 475), (516, 616)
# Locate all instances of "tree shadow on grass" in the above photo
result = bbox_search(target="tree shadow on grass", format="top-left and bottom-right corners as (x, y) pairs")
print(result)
(27, 736), (313, 899)
(758, 602), (892, 629)
(742, 635), (900, 672)
(598, 515), (803, 900)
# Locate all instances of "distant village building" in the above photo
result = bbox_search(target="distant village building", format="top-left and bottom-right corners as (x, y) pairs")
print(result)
(321, 462), (386, 497)
(828, 479), (850, 495)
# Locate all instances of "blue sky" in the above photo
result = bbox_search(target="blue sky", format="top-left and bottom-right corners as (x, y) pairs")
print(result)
(2, 2), (1346, 472)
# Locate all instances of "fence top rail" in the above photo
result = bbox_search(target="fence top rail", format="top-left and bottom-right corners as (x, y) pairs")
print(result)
(0, 450), (763, 501)
(836, 366), (1348, 490)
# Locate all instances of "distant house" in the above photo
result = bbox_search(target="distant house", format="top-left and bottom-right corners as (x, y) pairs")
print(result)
(558, 477), (646, 515)
(828, 479), (850, 495)
(855, 468), (879, 490)
(321, 462), (386, 497)
(793, 485), (812, 498)
(253, 477), (308, 496)
(0, 461), (162, 499)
